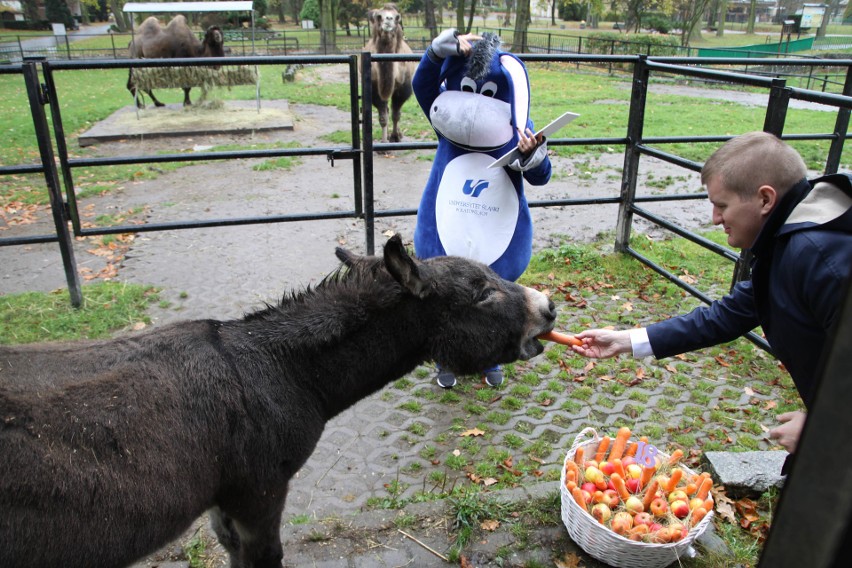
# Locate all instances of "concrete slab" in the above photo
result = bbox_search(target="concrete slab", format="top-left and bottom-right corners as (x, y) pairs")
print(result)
(702, 450), (788, 496)
(77, 99), (294, 147)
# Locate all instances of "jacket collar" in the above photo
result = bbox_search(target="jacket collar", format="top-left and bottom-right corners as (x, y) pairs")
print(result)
(749, 177), (810, 257)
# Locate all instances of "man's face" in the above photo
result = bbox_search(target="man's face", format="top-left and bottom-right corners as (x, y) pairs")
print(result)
(707, 178), (774, 249)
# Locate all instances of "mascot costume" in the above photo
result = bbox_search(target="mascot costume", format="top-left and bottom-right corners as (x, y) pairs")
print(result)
(412, 30), (552, 388)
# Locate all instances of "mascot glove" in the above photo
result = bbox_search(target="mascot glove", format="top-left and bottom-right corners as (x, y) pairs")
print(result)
(428, 29), (461, 61)
(509, 141), (548, 172)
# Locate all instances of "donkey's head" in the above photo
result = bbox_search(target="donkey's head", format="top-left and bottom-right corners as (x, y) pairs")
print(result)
(336, 235), (556, 375)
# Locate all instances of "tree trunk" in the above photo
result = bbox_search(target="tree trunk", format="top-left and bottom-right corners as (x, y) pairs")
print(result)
(817, 0), (839, 38)
(503, 0), (512, 27)
(456, 0), (465, 30)
(551, 0), (556, 26)
(424, 0), (437, 37)
(319, 0), (336, 54)
(109, 0), (127, 32)
(512, 0), (530, 52)
(717, 0), (727, 37)
(466, 0), (477, 33)
(746, 0), (756, 35)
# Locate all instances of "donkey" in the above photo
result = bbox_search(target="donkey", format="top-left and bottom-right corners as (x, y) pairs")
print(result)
(0, 234), (555, 568)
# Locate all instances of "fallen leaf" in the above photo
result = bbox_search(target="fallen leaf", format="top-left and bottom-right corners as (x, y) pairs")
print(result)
(460, 428), (485, 437)
(482, 477), (498, 486)
(621, 301), (633, 312)
(744, 386), (755, 396)
(452, 449), (461, 456)
(480, 519), (500, 531)
(714, 356), (730, 367)
(554, 551), (583, 568)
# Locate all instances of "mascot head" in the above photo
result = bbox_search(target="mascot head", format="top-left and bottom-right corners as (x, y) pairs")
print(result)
(429, 32), (531, 153)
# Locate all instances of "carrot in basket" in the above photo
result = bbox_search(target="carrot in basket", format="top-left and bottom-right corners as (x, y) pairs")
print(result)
(642, 479), (660, 510)
(667, 449), (684, 466)
(538, 330), (583, 347)
(611, 473), (630, 501)
(572, 486), (588, 510)
(685, 482), (698, 496)
(574, 446), (585, 468)
(704, 497), (714, 512)
(640, 463), (656, 489)
(594, 436), (611, 463)
(690, 507), (709, 527)
(695, 477), (713, 501)
(565, 460), (579, 478)
(612, 458), (626, 480)
(608, 426), (632, 462)
(665, 468), (683, 493)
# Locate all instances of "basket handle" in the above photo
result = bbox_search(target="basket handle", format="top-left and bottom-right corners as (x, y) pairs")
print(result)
(569, 427), (599, 451)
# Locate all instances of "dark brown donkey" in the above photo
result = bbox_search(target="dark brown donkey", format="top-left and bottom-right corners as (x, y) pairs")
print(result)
(0, 234), (555, 568)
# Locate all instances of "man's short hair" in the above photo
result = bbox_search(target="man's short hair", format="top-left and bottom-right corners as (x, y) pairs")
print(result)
(701, 131), (808, 199)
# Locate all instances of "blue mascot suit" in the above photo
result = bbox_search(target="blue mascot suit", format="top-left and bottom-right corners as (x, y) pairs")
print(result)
(412, 31), (551, 386)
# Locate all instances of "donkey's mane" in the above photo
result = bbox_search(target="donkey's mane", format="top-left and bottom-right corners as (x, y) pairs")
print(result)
(241, 256), (403, 324)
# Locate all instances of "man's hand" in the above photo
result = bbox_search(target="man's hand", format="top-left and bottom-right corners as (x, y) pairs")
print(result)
(572, 329), (632, 359)
(769, 410), (807, 454)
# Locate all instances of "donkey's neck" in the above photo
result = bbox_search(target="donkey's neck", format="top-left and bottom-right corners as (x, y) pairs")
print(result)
(231, 292), (431, 420)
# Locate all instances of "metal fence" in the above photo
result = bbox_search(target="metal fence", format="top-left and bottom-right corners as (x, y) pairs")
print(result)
(2, 52), (852, 334)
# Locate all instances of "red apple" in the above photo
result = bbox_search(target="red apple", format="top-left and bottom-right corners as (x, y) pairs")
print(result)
(602, 489), (620, 508)
(622, 456), (636, 467)
(633, 512), (653, 527)
(670, 499), (690, 519)
(611, 511), (633, 535)
(599, 461), (615, 476)
(689, 497), (706, 511)
(667, 522), (688, 542)
(584, 466), (605, 486)
(591, 503), (612, 524)
(624, 495), (645, 513)
(650, 497), (668, 517)
(628, 523), (649, 541)
(581, 482), (597, 496)
(668, 490), (689, 504)
(625, 477), (641, 494)
(625, 463), (643, 479)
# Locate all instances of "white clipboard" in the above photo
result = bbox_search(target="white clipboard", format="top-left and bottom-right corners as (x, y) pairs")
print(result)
(488, 111), (580, 169)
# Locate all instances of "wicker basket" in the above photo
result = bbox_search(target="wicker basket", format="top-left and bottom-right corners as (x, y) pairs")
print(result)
(560, 428), (714, 568)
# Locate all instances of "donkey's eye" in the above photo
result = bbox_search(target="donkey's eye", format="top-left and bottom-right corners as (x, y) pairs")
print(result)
(476, 287), (495, 303)
(460, 77), (477, 93)
(480, 81), (498, 97)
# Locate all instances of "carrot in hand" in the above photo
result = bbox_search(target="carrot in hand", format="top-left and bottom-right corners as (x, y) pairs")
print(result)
(608, 426), (632, 462)
(538, 330), (583, 346)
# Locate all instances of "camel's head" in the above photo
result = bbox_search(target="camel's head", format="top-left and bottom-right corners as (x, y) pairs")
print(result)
(370, 4), (402, 36)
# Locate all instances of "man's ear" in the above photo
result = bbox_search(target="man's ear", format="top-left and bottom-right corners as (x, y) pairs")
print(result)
(757, 185), (778, 214)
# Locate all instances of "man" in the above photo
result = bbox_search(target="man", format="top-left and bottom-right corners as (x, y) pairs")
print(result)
(573, 131), (852, 461)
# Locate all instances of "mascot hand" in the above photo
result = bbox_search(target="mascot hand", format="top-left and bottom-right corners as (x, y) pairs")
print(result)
(429, 29), (461, 60)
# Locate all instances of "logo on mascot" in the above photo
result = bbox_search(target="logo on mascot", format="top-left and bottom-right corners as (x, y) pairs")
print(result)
(462, 179), (489, 198)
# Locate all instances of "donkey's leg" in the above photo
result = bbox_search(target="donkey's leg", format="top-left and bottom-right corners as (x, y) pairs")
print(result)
(209, 507), (242, 566)
(211, 501), (285, 568)
(182, 87), (193, 107)
(146, 89), (165, 107)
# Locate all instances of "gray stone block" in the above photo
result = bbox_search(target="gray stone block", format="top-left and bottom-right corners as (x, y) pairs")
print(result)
(701, 451), (788, 496)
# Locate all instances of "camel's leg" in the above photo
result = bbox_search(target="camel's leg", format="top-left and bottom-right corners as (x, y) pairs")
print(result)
(182, 87), (192, 107)
(127, 70), (145, 109)
(145, 90), (166, 107)
(374, 99), (390, 144)
(389, 81), (413, 143)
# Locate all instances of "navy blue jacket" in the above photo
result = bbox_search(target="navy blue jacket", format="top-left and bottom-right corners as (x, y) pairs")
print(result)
(647, 173), (852, 407)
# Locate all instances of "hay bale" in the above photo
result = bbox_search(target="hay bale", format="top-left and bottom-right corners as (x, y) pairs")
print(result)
(131, 66), (258, 93)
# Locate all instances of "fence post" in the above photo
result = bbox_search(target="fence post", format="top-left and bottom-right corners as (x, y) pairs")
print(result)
(615, 55), (649, 253)
(360, 52), (375, 256)
(825, 66), (852, 174)
(22, 61), (82, 308)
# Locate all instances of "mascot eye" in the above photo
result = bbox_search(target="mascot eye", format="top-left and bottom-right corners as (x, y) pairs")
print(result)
(480, 81), (498, 97)
(460, 77), (477, 93)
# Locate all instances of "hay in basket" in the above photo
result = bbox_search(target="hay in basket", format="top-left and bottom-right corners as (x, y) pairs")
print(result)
(560, 427), (714, 568)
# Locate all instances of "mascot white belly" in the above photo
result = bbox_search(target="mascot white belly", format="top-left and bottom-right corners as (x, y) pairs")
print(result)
(435, 153), (519, 266)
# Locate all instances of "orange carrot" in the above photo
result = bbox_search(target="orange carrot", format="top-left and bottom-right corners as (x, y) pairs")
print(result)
(695, 477), (713, 501)
(594, 436), (611, 463)
(608, 426), (632, 462)
(685, 482), (698, 496)
(625, 441), (639, 458)
(538, 330), (583, 347)
(667, 449), (684, 466)
(612, 458), (626, 480)
(574, 446), (585, 468)
(704, 498), (714, 512)
(565, 460), (579, 477)
(690, 507), (709, 527)
(640, 464), (656, 489)
(566, 469), (577, 484)
(665, 468), (683, 493)
(642, 479), (660, 510)
(612, 473), (630, 501)
(566, 480), (577, 491)
(572, 486), (588, 510)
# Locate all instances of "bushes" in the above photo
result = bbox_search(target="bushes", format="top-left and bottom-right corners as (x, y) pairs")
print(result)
(585, 32), (681, 57)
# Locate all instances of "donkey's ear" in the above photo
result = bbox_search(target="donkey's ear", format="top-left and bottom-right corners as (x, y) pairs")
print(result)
(383, 234), (431, 298)
(335, 246), (360, 267)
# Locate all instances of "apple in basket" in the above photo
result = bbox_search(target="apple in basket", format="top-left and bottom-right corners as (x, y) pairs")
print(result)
(590, 503), (612, 524)
(670, 499), (691, 519)
(599, 461), (615, 476)
(633, 512), (654, 528)
(668, 489), (689, 504)
(611, 511), (634, 535)
(624, 495), (644, 514)
(650, 497), (669, 517)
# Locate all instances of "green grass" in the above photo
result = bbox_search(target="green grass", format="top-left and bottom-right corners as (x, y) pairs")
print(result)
(0, 281), (158, 344)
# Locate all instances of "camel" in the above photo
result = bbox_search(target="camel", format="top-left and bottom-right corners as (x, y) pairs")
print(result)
(127, 15), (225, 108)
(364, 4), (415, 144)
